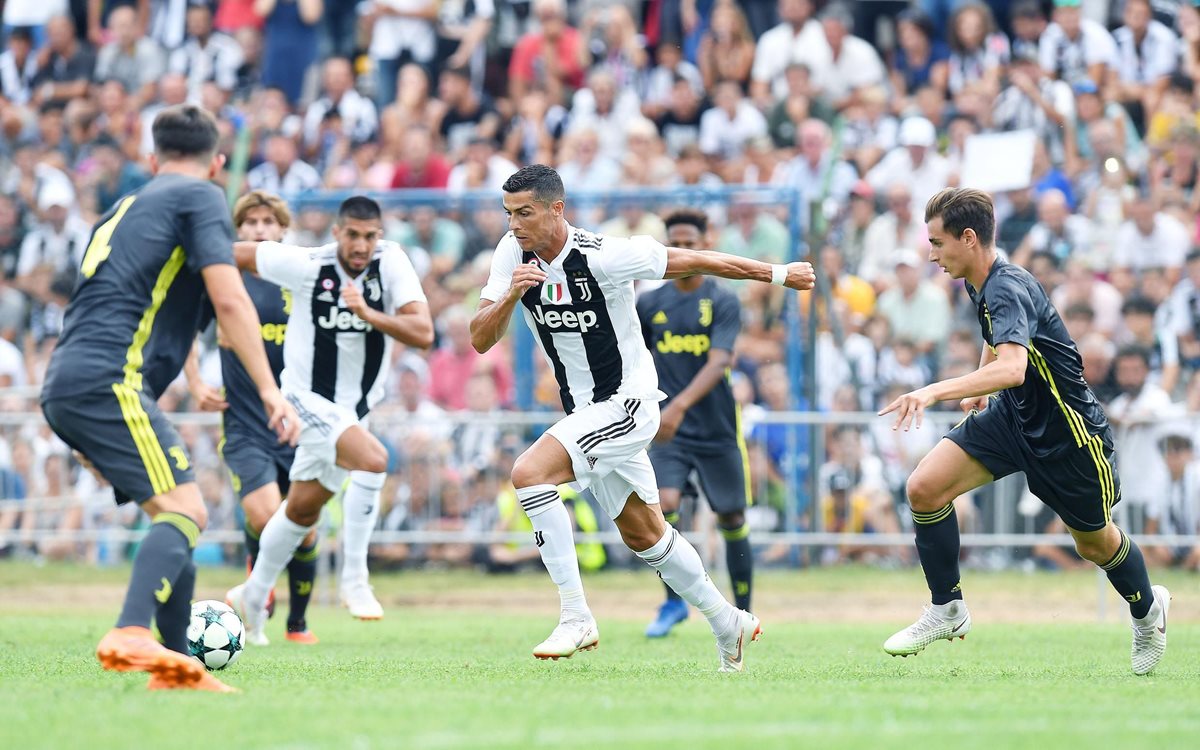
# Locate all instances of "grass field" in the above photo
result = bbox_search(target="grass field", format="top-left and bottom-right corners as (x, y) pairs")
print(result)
(2, 564), (1198, 750)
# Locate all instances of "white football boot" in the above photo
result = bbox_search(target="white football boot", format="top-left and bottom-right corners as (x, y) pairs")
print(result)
(532, 615), (599, 660)
(225, 583), (270, 646)
(717, 609), (763, 673)
(1131, 585), (1171, 676)
(884, 600), (971, 657)
(340, 579), (384, 620)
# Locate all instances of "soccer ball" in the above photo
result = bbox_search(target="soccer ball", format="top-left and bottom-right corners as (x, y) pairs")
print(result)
(187, 600), (245, 670)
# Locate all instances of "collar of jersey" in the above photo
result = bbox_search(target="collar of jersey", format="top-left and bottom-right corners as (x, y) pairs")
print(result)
(534, 224), (577, 270)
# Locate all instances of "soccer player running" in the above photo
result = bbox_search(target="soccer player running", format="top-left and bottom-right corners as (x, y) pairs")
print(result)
(471, 165), (814, 671)
(227, 196), (433, 643)
(40, 105), (300, 693)
(185, 191), (320, 644)
(636, 209), (754, 638)
(880, 188), (1170, 675)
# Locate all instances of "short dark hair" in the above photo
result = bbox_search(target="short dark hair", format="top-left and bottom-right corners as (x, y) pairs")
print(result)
(925, 187), (996, 248)
(1028, 250), (1061, 270)
(1121, 296), (1157, 317)
(502, 164), (564, 204)
(152, 104), (220, 162)
(338, 195), (382, 222)
(8, 26), (33, 43)
(1115, 345), (1151, 367)
(1064, 302), (1095, 320)
(663, 208), (708, 234)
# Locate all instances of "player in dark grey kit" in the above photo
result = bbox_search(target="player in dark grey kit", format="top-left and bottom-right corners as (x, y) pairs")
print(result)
(185, 191), (319, 644)
(40, 105), (299, 692)
(637, 209), (753, 638)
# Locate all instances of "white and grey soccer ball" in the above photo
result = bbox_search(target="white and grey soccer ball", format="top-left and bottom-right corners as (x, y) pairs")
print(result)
(187, 600), (245, 671)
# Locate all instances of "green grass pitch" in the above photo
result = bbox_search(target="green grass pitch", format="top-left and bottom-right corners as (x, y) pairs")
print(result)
(2, 564), (1198, 749)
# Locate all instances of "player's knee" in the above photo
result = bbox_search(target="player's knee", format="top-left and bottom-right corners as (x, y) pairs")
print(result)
(718, 511), (746, 530)
(510, 453), (541, 489)
(360, 444), (388, 475)
(619, 526), (661, 553)
(286, 502), (320, 528)
(1073, 538), (1111, 565)
(243, 502), (273, 535)
(905, 473), (947, 513)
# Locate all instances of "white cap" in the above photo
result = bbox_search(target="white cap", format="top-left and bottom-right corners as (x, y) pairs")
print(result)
(894, 249), (924, 268)
(899, 117), (936, 148)
(38, 180), (75, 211)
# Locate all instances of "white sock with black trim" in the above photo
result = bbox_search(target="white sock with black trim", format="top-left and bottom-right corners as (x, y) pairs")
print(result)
(341, 470), (385, 587)
(635, 527), (737, 635)
(245, 503), (311, 615)
(516, 484), (590, 620)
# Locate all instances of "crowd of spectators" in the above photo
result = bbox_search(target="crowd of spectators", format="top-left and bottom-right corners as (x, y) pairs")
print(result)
(2, 0), (1200, 571)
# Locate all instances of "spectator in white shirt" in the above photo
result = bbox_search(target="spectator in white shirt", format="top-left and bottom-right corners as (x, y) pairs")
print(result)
(302, 57), (380, 159)
(815, 3), (886, 110)
(858, 182), (930, 286)
(1107, 345), (1178, 514)
(168, 4), (243, 98)
(1012, 189), (1093, 269)
(698, 80), (768, 160)
(1038, 0), (1117, 87)
(0, 26), (38, 105)
(774, 118), (857, 231)
(568, 67), (642, 162)
(367, 0), (439, 108)
(245, 133), (322, 195)
(1145, 427), (1200, 568)
(1111, 0), (1179, 129)
(749, 0), (830, 106)
(1111, 192), (1191, 294)
(865, 117), (951, 222)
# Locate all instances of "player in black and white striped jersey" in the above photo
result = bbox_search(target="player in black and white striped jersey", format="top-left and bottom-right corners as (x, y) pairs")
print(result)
(226, 196), (434, 640)
(472, 165), (815, 671)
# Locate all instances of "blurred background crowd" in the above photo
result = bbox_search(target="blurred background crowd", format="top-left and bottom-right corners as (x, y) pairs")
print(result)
(1, 0), (1199, 574)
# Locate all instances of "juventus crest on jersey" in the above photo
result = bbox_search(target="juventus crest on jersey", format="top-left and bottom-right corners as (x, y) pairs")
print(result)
(256, 239), (426, 418)
(481, 226), (669, 413)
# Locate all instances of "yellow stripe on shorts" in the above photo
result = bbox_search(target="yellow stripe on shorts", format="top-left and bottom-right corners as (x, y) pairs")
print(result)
(113, 383), (175, 496)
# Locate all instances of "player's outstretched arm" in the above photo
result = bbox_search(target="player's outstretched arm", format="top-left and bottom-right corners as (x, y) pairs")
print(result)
(202, 264), (301, 445)
(663, 247), (816, 290)
(233, 241), (260, 274)
(341, 284), (435, 348)
(880, 343), (1027, 432)
(470, 260), (547, 353)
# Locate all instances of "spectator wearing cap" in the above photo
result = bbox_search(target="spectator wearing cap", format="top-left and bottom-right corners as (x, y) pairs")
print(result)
(432, 64), (500, 160)
(1111, 0), (1179, 132)
(257, 0), (322, 106)
(814, 2), (886, 112)
(1038, 0), (1117, 87)
(1110, 192), (1191, 294)
(697, 79), (767, 161)
(246, 132), (322, 195)
(874, 249), (951, 357)
(1146, 425), (1200, 569)
(858, 181), (929, 286)
(93, 6), (166, 107)
(366, 0), (438, 109)
(15, 180), (91, 297)
(302, 57), (379, 158)
(31, 15), (95, 106)
(993, 47), (1075, 165)
(508, 0), (587, 104)
(945, 1), (1010, 100)
(446, 137), (518, 194)
(865, 116), (951, 223)
(0, 27), (39, 105)
(750, 0), (830, 107)
(890, 9), (949, 112)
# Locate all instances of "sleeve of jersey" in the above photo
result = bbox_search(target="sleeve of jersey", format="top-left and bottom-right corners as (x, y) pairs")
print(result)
(479, 237), (520, 302)
(595, 235), (669, 285)
(255, 241), (310, 290)
(710, 292), (742, 352)
(987, 276), (1038, 348)
(385, 248), (428, 309)
(182, 183), (236, 272)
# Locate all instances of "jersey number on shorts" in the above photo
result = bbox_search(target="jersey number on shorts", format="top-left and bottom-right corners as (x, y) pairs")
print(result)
(81, 196), (137, 278)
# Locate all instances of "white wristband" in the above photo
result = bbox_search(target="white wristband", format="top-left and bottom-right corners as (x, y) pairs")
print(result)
(770, 264), (788, 286)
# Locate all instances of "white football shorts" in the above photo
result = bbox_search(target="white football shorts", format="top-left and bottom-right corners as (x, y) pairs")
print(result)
(284, 388), (363, 493)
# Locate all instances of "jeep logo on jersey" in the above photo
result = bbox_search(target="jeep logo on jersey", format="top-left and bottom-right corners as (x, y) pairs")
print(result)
(532, 305), (598, 333)
(541, 282), (569, 305)
(317, 308), (374, 332)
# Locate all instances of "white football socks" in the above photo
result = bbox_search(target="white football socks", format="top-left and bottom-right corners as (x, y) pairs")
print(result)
(341, 470), (385, 587)
(516, 484), (590, 620)
(636, 527), (737, 635)
(245, 502), (311, 615)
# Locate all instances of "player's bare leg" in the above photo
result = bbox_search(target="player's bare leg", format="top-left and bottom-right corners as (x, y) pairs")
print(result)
(510, 434), (598, 659)
(97, 482), (235, 692)
(1068, 523), (1168, 675)
(617, 495), (760, 672)
(885, 438), (993, 656)
(242, 484), (320, 643)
